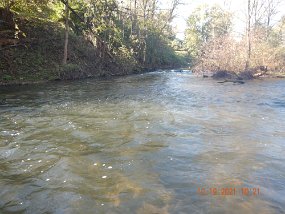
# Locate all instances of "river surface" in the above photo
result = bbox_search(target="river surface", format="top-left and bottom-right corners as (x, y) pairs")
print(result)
(0, 71), (285, 214)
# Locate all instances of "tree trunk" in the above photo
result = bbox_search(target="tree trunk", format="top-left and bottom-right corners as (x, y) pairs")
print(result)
(134, 0), (137, 34)
(246, 0), (251, 69)
(63, 0), (69, 65)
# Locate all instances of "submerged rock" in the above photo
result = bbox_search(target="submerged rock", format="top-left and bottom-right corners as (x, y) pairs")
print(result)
(217, 79), (245, 84)
(212, 69), (257, 83)
(212, 70), (237, 79)
(238, 71), (254, 80)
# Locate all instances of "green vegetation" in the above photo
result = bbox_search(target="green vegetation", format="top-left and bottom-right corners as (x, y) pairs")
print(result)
(185, 4), (232, 60)
(0, 0), (187, 84)
(3, 0), (283, 84)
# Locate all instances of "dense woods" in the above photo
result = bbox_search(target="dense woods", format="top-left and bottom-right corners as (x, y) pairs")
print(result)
(0, 0), (186, 83)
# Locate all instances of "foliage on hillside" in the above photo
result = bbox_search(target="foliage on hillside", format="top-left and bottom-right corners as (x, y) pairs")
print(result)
(0, 0), (187, 84)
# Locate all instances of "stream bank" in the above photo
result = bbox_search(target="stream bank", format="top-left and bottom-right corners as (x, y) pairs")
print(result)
(0, 9), (185, 86)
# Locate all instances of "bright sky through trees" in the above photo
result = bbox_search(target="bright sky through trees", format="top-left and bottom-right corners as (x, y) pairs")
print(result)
(169, 0), (285, 40)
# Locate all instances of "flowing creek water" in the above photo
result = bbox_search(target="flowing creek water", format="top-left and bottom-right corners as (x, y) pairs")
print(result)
(0, 71), (285, 213)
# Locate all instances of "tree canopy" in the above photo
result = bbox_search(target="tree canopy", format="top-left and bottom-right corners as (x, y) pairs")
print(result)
(185, 4), (232, 59)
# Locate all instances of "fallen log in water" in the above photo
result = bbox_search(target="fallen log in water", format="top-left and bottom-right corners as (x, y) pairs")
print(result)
(217, 79), (245, 84)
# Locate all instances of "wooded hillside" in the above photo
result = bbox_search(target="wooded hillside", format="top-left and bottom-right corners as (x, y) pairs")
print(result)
(0, 0), (187, 84)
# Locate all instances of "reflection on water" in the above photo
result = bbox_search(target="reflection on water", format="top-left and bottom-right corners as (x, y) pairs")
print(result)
(0, 71), (285, 213)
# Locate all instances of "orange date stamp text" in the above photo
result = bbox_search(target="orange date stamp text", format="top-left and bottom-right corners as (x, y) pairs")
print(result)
(197, 187), (260, 196)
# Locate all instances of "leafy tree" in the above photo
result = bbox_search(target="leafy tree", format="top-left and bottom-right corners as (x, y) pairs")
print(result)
(184, 4), (232, 59)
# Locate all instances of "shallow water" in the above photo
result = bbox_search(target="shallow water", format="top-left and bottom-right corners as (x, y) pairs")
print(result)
(0, 71), (285, 213)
